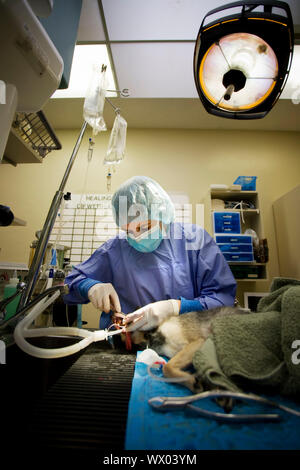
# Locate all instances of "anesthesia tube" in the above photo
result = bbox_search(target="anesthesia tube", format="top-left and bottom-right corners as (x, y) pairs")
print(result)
(14, 290), (123, 359)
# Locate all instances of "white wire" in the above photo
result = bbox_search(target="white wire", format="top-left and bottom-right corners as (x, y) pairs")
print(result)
(232, 200), (245, 224)
(53, 197), (66, 253)
(79, 139), (93, 206)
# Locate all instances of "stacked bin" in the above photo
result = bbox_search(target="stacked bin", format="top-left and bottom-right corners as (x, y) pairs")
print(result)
(213, 212), (254, 262)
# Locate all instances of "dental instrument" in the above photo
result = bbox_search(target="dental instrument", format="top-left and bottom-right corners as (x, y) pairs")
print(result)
(149, 390), (300, 424)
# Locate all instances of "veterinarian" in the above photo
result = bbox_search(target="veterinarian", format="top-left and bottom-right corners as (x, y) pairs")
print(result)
(63, 176), (236, 331)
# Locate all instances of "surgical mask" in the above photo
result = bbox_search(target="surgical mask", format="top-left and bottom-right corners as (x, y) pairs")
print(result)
(127, 225), (163, 253)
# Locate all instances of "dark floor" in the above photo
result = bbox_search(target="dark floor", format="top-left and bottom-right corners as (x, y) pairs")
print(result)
(2, 336), (136, 463)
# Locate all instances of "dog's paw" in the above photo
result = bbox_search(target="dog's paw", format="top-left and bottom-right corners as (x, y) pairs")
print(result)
(191, 374), (204, 393)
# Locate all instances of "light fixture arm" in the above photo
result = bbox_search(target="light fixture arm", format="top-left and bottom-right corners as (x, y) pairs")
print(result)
(200, 1), (293, 31)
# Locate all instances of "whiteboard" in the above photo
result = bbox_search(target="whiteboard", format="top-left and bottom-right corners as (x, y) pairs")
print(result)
(49, 192), (203, 265)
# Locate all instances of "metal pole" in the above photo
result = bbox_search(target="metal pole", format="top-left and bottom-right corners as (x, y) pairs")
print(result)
(59, 121), (88, 192)
(18, 121), (88, 309)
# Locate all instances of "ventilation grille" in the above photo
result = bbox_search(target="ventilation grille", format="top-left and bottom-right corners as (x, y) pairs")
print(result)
(28, 347), (136, 455)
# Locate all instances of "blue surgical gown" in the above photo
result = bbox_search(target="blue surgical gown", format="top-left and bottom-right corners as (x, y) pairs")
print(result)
(63, 223), (236, 316)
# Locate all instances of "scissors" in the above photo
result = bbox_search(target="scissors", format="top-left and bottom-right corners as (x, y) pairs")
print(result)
(148, 390), (300, 423)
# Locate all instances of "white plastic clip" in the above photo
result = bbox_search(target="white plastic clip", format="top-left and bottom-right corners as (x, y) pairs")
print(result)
(92, 329), (108, 342)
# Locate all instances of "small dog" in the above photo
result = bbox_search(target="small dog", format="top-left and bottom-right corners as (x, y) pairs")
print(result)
(130, 306), (246, 396)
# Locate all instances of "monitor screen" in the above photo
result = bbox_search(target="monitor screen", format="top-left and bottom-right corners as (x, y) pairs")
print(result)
(244, 292), (269, 312)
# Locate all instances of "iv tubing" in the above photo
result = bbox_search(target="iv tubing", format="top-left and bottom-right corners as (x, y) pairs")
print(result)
(14, 290), (124, 359)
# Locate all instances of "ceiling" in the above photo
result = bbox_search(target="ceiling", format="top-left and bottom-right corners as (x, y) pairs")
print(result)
(44, 0), (300, 131)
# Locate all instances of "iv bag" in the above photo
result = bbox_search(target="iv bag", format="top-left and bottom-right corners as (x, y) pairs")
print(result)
(104, 114), (127, 165)
(83, 64), (108, 135)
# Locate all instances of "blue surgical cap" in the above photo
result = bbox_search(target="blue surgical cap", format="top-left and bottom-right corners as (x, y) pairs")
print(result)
(112, 176), (175, 227)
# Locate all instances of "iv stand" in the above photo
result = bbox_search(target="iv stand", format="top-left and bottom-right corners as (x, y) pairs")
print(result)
(18, 121), (88, 309)
(15, 87), (129, 312)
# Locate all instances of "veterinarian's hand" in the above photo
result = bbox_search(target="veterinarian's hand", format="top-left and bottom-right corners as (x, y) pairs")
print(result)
(88, 283), (121, 313)
(125, 299), (180, 331)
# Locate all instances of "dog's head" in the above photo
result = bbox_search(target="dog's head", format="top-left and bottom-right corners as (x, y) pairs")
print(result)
(117, 330), (151, 349)
(130, 328), (166, 353)
(130, 330), (152, 348)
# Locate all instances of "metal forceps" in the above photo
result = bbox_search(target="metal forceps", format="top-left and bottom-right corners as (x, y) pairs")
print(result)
(148, 390), (300, 424)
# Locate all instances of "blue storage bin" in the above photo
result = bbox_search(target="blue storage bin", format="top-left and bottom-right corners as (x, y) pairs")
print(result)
(215, 234), (252, 244)
(218, 244), (253, 253)
(233, 176), (257, 191)
(223, 252), (254, 262)
(213, 212), (241, 234)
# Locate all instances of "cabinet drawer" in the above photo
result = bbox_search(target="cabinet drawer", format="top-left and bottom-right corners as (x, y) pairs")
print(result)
(223, 252), (254, 262)
(215, 235), (252, 244)
(218, 243), (253, 253)
(213, 212), (241, 234)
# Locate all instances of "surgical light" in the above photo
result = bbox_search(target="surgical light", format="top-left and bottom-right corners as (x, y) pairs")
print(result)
(193, 1), (294, 119)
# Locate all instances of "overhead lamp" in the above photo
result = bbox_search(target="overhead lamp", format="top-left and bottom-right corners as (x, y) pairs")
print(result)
(193, 1), (294, 119)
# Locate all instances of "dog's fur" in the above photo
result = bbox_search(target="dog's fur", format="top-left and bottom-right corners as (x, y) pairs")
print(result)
(131, 306), (246, 395)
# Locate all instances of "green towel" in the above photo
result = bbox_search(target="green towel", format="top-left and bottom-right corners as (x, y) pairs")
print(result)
(193, 278), (300, 397)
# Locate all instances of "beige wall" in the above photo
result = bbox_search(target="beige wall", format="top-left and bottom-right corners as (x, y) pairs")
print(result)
(273, 184), (300, 279)
(1, 128), (300, 327)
